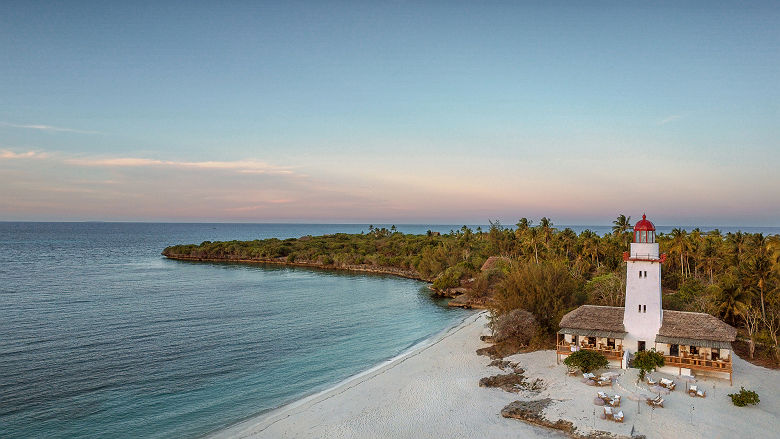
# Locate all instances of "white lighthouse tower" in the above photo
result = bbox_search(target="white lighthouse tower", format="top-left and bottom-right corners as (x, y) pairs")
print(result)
(622, 214), (667, 353)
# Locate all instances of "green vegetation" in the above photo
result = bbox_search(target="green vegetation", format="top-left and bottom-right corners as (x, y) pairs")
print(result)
(563, 349), (610, 373)
(490, 309), (539, 346)
(728, 387), (760, 407)
(633, 349), (665, 381)
(164, 217), (780, 364)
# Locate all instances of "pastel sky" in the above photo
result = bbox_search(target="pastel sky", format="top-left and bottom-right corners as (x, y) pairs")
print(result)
(1, 1), (778, 225)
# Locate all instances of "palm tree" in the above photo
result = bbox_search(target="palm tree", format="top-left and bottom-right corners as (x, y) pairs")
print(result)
(700, 235), (720, 284)
(515, 218), (532, 234)
(715, 276), (750, 325)
(744, 252), (773, 320)
(726, 231), (748, 266)
(668, 228), (690, 278)
(559, 228), (578, 261)
(612, 214), (632, 249)
(538, 217), (555, 254)
(769, 235), (780, 276)
(522, 226), (541, 264)
(580, 229), (600, 268)
(689, 228), (703, 278)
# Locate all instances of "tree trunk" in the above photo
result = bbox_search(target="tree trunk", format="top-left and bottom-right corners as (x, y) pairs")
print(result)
(748, 338), (755, 360)
(760, 286), (766, 321)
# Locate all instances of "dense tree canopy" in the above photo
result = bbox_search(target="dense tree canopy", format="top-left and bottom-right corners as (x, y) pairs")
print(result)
(164, 217), (780, 361)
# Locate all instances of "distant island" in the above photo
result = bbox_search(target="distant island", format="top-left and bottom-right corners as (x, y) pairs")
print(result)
(163, 217), (779, 368)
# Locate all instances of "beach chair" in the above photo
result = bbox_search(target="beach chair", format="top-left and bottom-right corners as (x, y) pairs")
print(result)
(614, 410), (624, 423)
(646, 377), (657, 386)
(660, 378), (676, 391)
(598, 391), (609, 402)
(603, 406), (614, 420)
(646, 396), (664, 408)
(609, 395), (621, 407)
(583, 372), (596, 380)
(688, 385), (698, 397)
(696, 389), (706, 398)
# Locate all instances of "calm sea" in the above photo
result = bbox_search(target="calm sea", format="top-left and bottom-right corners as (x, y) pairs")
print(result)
(0, 223), (472, 439)
(1, 222), (777, 439)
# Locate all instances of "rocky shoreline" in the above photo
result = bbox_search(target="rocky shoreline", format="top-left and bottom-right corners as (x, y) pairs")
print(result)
(162, 252), (489, 309)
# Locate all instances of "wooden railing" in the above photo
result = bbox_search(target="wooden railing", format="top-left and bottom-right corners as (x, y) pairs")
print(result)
(557, 344), (624, 360)
(663, 355), (732, 372)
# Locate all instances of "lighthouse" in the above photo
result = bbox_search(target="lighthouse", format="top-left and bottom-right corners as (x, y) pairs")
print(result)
(622, 214), (666, 353)
(557, 213), (737, 381)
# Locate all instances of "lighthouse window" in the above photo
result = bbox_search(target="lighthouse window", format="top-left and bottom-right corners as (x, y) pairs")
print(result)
(638, 304), (641, 313)
(643, 305), (646, 313)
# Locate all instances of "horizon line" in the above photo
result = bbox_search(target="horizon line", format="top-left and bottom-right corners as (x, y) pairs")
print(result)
(1, 220), (778, 229)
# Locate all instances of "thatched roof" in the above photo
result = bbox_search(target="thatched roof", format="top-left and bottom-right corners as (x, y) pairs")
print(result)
(654, 336), (732, 349)
(480, 256), (511, 271)
(558, 328), (627, 339)
(658, 310), (737, 343)
(558, 306), (736, 346)
(558, 305), (626, 334)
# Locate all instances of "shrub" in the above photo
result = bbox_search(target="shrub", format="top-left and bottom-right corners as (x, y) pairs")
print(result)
(491, 309), (539, 345)
(563, 349), (609, 373)
(633, 349), (665, 381)
(432, 266), (463, 290)
(494, 261), (583, 334)
(728, 387), (759, 407)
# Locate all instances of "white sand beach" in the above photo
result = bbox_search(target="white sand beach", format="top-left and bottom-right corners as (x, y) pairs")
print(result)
(214, 312), (779, 439)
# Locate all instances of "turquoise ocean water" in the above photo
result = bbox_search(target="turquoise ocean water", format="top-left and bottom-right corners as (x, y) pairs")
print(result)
(1, 222), (777, 438)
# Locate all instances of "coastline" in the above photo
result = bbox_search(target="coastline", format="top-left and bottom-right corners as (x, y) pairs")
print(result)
(163, 254), (428, 281)
(208, 311), (557, 439)
(208, 311), (483, 438)
(207, 313), (780, 439)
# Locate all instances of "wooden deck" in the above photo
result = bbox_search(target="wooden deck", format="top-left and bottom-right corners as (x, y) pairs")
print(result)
(556, 344), (624, 360)
(663, 354), (732, 385)
(662, 355), (732, 372)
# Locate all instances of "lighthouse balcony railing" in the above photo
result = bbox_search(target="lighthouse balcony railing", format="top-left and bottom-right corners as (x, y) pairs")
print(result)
(623, 252), (667, 263)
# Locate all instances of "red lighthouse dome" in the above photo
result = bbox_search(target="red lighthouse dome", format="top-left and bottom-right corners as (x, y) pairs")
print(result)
(633, 214), (655, 243)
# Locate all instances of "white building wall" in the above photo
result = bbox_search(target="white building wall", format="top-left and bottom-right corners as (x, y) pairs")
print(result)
(622, 242), (663, 353)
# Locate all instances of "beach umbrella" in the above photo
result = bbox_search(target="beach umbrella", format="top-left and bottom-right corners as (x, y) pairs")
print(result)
(626, 392), (650, 414)
(651, 385), (669, 394)
(680, 374), (696, 391)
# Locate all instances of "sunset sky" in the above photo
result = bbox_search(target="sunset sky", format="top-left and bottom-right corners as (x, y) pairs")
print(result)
(1, 1), (778, 225)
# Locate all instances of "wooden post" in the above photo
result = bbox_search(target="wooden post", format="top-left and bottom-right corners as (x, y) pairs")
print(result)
(556, 333), (560, 364)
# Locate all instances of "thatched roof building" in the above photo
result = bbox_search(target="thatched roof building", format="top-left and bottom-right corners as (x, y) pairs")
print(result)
(656, 310), (737, 349)
(558, 305), (626, 339)
(480, 256), (511, 272)
(558, 305), (737, 348)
